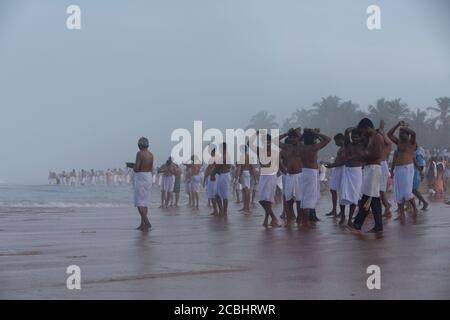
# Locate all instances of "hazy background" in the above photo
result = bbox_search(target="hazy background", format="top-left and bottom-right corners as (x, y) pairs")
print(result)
(0, 0), (449, 184)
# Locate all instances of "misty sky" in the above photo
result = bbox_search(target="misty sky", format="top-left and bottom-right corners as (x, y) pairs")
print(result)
(0, 0), (449, 184)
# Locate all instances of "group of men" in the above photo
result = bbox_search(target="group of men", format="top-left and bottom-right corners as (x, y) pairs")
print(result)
(132, 117), (425, 233)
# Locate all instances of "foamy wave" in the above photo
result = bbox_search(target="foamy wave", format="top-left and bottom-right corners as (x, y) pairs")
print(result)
(0, 201), (129, 208)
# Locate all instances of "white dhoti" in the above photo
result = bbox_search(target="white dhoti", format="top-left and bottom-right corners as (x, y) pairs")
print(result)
(393, 164), (414, 204)
(361, 164), (381, 198)
(161, 175), (175, 192)
(340, 166), (362, 205)
(240, 170), (251, 189)
(190, 175), (201, 192)
(133, 172), (152, 207)
(206, 175), (217, 199)
(300, 168), (319, 209)
(380, 160), (390, 192)
(284, 172), (302, 201)
(329, 166), (344, 192)
(216, 172), (231, 199)
(258, 174), (277, 203)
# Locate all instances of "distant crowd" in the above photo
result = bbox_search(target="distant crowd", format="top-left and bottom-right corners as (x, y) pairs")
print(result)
(48, 168), (133, 186)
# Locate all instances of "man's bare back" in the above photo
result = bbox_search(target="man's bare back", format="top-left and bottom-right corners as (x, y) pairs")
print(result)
(135, 150), (153, 172)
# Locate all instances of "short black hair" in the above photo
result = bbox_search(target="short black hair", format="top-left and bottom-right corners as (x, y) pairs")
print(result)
(357, 118), (374, 129)
(334, 133), (344, 140)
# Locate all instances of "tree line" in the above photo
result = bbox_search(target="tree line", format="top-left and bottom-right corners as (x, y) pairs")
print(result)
(246, 96), (450, 157)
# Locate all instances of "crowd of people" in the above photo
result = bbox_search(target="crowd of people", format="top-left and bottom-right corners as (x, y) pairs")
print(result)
(48, 168), (133, 186)
(130, 118), (449, 233)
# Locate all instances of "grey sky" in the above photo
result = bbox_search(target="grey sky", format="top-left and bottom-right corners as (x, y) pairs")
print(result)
(0, 0), (449, 184)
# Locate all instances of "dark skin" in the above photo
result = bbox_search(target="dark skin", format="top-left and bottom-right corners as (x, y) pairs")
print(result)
(387, 122), (418, 216)
(279, 128), (303, 224)
(235, 151), (256, 213)
(211, 144), (232, 216)
(249, 131), (281, 228)
(377, 120), (392, 217)
(339, 128), (365, 226)
(134, 147), (154, 231)
(325, 136), (345, 217)
(204, 150), (219, 215)
(298, 129), (331, 228)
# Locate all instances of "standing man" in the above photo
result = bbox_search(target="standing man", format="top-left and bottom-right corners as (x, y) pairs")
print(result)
(325, 133), (346, 217)
(298, 129), (331, 228)
(387, 121), (418, 217)
(352, 118), (384, 233)
(413, 145), (428, 210)
(377, 120), (393, 217)
(133, 137), (154, 232)
(212, 142), (232, 216)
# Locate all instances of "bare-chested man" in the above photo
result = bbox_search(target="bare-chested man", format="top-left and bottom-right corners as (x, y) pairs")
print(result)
(325, 133), (345, 217)
(158, 157), (176, 209)
(298, 129), (331, 228)
(339, 128), (365, 226)
(377, 120), (393, 217)
(211, 142), (232, 216)
(352, 118), (384, 233)
(190, 155), (202, 210)
(279, 128), (303, 226)
(387, 121), (418, 217)
(249, 131), (281, 228)
(133, 137), (154, 232)
(236, 144), (256, 213)
(204, 146), (219, 215)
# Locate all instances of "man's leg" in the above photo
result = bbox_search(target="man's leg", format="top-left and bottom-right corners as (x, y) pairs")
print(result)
(216, 196), (223, 216)
(260, 201), (269, 227)
(326, 190), (337, 216)
(299, 208), (310, 228)
(380, 191), (391, 217)
(160, 191), (165, 208)
(339, 205), (346, 225)
(413, 189), (428, 210)
(348, 204), (357, 226)
(353, 195), (370, 230)
(286, 199), (295, 222)
(369, 197), (383, 232)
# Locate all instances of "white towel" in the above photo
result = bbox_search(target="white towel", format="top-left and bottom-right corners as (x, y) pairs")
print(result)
(206, 175), (217, 199)
(340, 166), (362, 205)
(284, 172), (302, 201)
(258, 173), (277, 203)
(329, 165), (344, 192)
(393, 163), (414, 204)
(190, 175), (201, 192)
(379, 160), (390, 192)
(240, 170), (251, 189)
(361, 164), (381, 198)
(161, 175), (175, 192)
(300, 168), (319, 209)
(216, 172), (231, 199)
(133, 172), (152, 207)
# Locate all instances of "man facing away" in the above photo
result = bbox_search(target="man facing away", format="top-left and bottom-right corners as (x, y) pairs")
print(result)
(325, 133), (345, 217)
(298, 128), (331, 228)
(351, 118), (384, 233)
(387, 121), (418, 217)
(133, 137), (154, 232)
(377, 120), (393, 217)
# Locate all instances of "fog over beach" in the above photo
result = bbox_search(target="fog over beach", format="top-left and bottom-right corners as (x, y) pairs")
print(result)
(0, 0), (449, 184)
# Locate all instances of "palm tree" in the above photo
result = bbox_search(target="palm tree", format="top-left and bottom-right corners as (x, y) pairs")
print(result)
(368, 98), (410, 129)
(408, 108), (434, 147)
(427, 97), (450, 135)
(246, 111), (278, 130)
(281, 109), (313, 132)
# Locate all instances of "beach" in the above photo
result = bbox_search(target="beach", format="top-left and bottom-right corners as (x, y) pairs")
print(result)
(0, 185), (449, 300)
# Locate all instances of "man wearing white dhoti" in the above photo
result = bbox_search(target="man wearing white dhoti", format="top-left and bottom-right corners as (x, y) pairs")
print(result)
(388, 121), (418, 217)
(325, 133), (345, 217)
(377, 120), (393, 217)
(298, 129), (331, 228)
(352, 119), (384, 233)
(338, 128), (365, 226)
(278, 128), (304, 224)
(158, 157), (176, 209)
(212, 142), (232, 216)
(249, 131), (281, 228)
(203, 146), (219, 215)
(236, 145), (256, 213)
(133, 137), (154, 232)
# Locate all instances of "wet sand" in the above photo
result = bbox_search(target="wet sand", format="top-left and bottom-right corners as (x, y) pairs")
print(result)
(1, 195), (449, 299)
